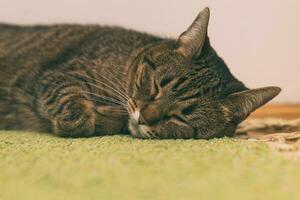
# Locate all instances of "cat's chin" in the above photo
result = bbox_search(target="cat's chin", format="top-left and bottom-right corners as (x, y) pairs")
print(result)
(128, 118), (154, 139)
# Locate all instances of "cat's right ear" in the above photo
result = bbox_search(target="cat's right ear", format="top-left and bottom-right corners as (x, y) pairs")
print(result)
(223, 86), (281, 123)
(176, 7), (210, 59)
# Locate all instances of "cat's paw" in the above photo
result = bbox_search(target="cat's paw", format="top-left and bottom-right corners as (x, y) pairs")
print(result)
(53, 99), (95, 137)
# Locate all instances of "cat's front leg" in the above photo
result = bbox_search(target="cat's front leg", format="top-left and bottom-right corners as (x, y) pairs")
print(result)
(36, 72), (95, 137)
(52, 98), (95, 137)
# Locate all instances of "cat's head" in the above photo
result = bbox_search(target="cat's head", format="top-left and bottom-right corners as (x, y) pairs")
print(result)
(127, 7), (281, 139)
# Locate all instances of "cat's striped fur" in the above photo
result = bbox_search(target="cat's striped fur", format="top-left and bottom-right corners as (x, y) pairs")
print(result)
(0, 24), (162, 136)
(0, 8), (281, 138)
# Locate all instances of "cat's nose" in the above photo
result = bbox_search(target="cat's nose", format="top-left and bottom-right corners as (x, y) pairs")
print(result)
(138, 103), (161, 125)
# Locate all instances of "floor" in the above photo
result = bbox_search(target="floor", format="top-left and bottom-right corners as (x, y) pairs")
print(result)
(1, 104), (300, 200)
(240, 104), (300, 157)
(251, 104), (300, 119)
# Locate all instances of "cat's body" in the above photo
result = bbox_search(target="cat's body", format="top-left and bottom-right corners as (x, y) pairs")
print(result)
(0, 24), (161, 134)
(0, 8), (281, 139)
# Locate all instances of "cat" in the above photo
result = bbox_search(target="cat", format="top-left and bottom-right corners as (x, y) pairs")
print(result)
(0, 7), (281, 139)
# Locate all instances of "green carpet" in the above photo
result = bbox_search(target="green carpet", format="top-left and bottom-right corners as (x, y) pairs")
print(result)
(1, 131), (300, 200)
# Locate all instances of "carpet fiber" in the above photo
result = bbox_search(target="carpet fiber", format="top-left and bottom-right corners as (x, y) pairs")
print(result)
(1, 131), (300, 200)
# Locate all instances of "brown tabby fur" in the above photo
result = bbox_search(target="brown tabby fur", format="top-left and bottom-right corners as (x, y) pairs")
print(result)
(0, 8), (280, 139)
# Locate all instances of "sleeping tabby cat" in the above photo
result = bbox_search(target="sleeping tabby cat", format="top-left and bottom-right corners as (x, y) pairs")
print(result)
(0, 7), (280, 139)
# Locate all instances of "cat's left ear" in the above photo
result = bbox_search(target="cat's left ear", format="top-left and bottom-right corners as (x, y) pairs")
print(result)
(176, 7), (210, 59)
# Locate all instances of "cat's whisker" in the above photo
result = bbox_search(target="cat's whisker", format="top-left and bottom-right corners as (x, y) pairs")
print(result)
(104, 106), (129, 112)
(84, 81), (128, 104)
(91, 98), (128, 109)
(85, 91), (127, 105)
(110, 109), (128, 112)
(92, 70), (130, 100)
(87, 92), (127, 107)
(87, 78), (129, 102)
(93, 69), (129, 98)
(105, 108), (129, 114)
(72, 72), (129, 102)
(108, 112), (129, 116)
(110, 110), (129, 114)
(96, 69), (128, 94)
(90, 98), (125, 107)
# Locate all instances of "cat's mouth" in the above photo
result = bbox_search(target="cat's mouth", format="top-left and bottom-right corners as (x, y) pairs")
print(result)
(127, 110), (155, 139)
(127, 99), (157, 139)
(128, 116), (150, 138)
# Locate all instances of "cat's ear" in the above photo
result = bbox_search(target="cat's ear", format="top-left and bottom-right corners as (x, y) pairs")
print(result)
(176, 7), (210, 59)
(224, 86), (281, 122)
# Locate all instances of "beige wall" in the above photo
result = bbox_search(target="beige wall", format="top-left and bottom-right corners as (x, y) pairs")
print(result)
(0, 0), (299, 102)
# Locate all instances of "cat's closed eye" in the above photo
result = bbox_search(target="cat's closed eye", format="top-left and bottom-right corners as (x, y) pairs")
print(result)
(149, 76), (160, 100)
(182, 104), (198, 115)
(170, 114), (187, 124)
(160, 76), (173, 87)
